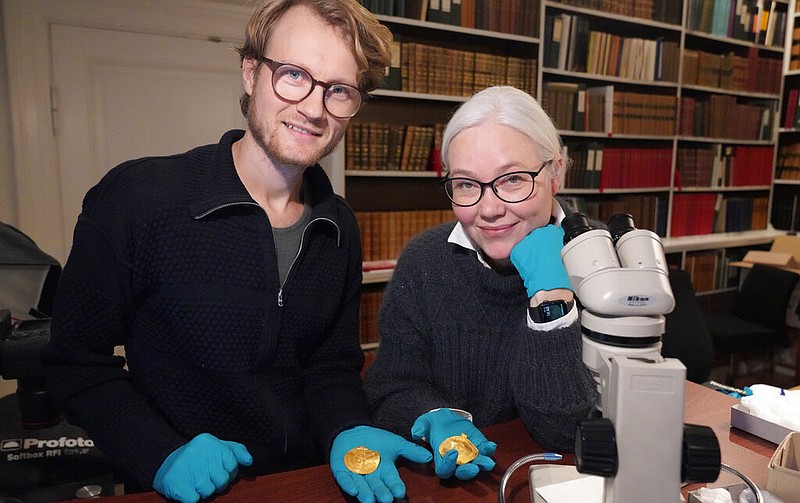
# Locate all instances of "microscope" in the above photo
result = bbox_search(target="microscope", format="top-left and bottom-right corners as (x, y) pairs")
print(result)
(498, 213), (765, 502)
(560, 213), (721, 503)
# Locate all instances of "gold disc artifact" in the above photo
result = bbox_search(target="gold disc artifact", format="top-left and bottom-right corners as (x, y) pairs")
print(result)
(438, 433), (478, 465)
(343, 446), (381, 475)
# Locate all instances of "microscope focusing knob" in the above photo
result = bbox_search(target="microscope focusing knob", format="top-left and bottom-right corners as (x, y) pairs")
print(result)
(681, 424), (721, 483)
(574, 417), (618, 477)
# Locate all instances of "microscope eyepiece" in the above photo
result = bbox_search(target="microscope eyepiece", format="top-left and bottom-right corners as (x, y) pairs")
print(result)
(562, 212), (593, 245)
(607, 214), (636, 244)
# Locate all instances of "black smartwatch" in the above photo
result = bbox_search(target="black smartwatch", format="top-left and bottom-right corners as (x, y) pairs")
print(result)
(529, 299), (575, 324)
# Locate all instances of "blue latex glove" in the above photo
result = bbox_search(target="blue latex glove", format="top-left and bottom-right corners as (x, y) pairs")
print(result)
(410, 409), (496, 480)
(152, 433), (253, 503)
(331, 425), (433, 503)
(509, 224), (571, 298)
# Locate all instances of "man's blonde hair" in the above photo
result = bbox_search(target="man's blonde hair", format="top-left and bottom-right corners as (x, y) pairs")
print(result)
(236, 0), (393, 117)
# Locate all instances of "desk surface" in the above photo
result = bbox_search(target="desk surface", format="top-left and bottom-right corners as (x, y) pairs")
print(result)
(98, 381), (776, 502)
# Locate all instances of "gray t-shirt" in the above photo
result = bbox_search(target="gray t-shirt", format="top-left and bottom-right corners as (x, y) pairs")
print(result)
(272, 203), (312, 285)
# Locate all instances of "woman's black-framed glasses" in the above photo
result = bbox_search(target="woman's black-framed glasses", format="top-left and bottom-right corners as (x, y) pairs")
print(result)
(258, 57), (364, 119)
(441, 162), (549, 207)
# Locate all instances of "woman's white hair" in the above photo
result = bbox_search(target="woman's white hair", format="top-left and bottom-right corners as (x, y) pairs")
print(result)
(440, 86), (569, 180)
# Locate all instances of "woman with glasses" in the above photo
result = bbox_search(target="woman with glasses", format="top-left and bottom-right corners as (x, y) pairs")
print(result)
(364, 86), (597, 481)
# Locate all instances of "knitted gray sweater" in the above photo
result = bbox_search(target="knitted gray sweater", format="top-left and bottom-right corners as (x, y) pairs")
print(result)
(364, 222), (596, 452)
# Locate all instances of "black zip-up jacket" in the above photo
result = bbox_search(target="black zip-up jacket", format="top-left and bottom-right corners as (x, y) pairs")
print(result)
(42, 130), (371, 488)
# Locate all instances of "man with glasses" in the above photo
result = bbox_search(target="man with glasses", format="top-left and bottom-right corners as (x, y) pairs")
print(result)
(365, 86), (597, 482)
(42, 1), (431, 502)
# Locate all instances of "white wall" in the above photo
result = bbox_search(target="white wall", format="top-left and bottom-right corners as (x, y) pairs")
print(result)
(0, 5), (18, 228)
(1, 4), (18, 399)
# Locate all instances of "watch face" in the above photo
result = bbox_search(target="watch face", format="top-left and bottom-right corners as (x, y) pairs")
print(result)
(531, 299), (573, 323)
(541, 302), (564, 318)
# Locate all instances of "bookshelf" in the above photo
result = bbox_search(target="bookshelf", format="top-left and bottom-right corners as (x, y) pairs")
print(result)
(351, 0), (791, 344)
(541, 1), (683, 238)
(776, 0), (800, 232)
(541, 0), (786, 294)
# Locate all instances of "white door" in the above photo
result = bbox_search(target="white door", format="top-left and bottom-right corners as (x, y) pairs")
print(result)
(51, 24), (247, 259)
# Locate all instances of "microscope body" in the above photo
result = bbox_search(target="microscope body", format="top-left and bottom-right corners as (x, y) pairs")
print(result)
(602, 354), (685, 502)
(562, 214), (697, 503)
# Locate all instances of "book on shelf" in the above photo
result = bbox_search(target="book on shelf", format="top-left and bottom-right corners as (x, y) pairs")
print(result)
(450, 0), (461, 25)
(677, 144), (714, 187)
(404, 0), (429, 19)
(682, 49), (700, 86)
(564, 143), (672, 190)
(359, 289), (384, 345)
(404, 0), (535, 35)
(783, 88), (800, 129)
(396, 41), (536, 97)
(575, 141), (602, 189)
(728, 145), (774, 186)
(568, 15), (590, 73)
(686, 0), (786, 47)
(697, 51), (721, 88)
(710, 0), (729, 37)
(600, 146), (672, 189)
(675, 144), (770, 188)
(585, 85), (614, 133)
(771, 192), (800, 230)
(384, 35), (402, 91)
(670, 193), (718, 237)
(543, 12), (561, 68)
(682, 48), (780, 94)
(347, 122), (445, 172)
(777, 142), (800, 180)
(713, 196), (768, 232)
(578, 27), (677, 82)
(685, 251), (720, 293)
(764, 0), (778, 46)
(557, 13), (573, 71)
(553, 0), (680, 24)
(459, 0), (475, 28)
(573, 84), (586, 132)
(657, 39), (681, 82)
(679, 95), (773, 141)
(355, 210), (454, 261)
(725, 52), (749, 92)
(791, 24), (800, 71)
(542, 81), (578, 131)
(426, 0), (441, 23)
(711, 144), (733, 187)
(750, 196), (769, 230)
(732, 197), (760, 232)
(611, 91), (676, 136)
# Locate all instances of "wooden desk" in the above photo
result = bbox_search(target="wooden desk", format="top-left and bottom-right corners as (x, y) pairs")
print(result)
(97, 381), (777, 502)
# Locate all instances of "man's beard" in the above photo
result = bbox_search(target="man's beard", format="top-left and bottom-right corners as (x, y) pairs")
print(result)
(247, 94), (341, 170)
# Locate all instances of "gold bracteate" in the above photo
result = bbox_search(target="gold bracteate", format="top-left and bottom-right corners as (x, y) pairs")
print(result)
(343, 446), (380, 475)
(438, 433), (478, 465)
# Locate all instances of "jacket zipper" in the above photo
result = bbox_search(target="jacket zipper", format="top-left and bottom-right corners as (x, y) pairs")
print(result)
(277, 216), (340, 307)
(193, 204), (341, 308)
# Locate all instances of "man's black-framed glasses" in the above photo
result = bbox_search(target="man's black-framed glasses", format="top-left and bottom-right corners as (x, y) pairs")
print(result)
(258, 57), (364, 119)
(441, 162), (549, 207)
